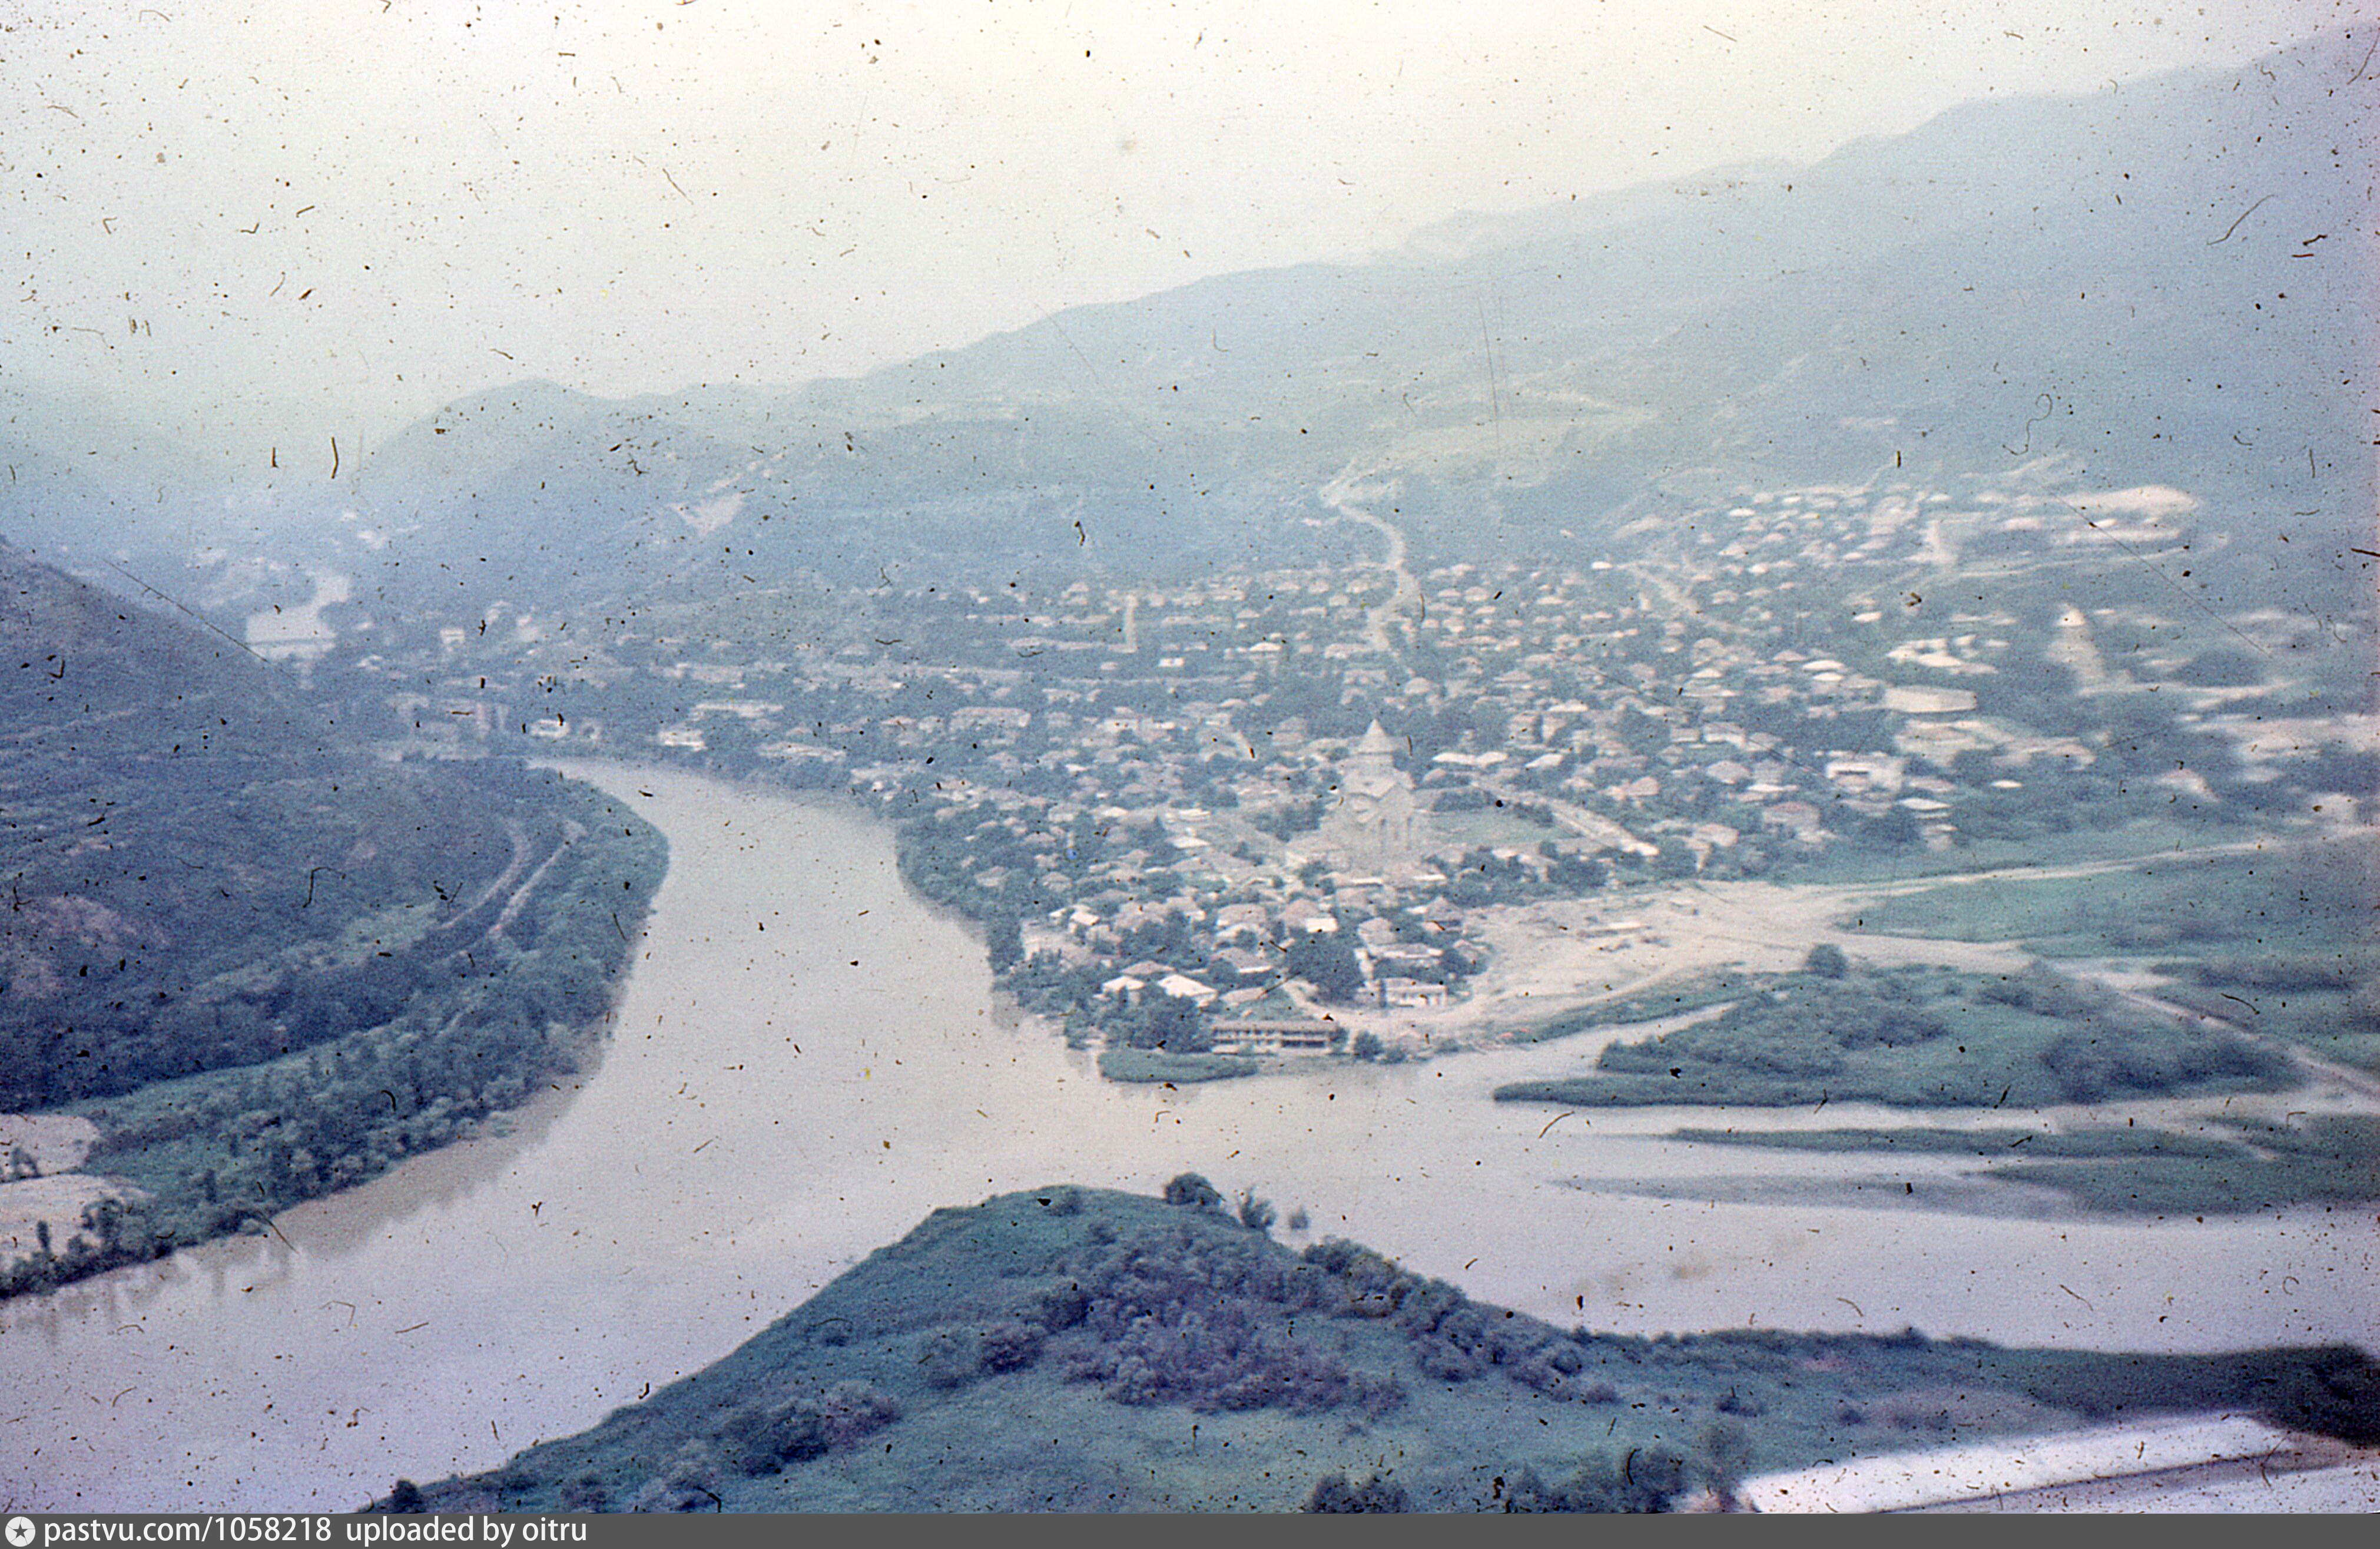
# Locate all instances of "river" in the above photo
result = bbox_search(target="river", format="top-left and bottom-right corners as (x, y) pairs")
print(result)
(5, 764), (2372, 1510)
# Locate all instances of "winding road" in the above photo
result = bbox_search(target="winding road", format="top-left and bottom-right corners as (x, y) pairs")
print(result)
(1320, 468), (1421, 654)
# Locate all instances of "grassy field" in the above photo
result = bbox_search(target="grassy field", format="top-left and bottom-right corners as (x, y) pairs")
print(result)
(1844, 836), (2375, 961)
(1995, 1116), (2380, 1216)
(1837, 872), (2116, 950)
(2154, 979), (2380, 1075)
(367, 1185), (2380, 1512)
(1666, 1125), (2239, 1160)
(1792, 817), (2252, 889)
(1835, 838), (2379, 1078)
(1496, 965), (2293, 1111)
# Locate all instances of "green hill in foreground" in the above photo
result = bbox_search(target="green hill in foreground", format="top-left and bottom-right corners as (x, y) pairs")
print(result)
(373, 1181), (2379, 1512)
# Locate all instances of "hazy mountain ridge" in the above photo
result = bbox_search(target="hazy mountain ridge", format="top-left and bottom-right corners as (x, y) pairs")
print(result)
(2, 36), (2365, 649)
(0, 532), (321, 759)
(0, 388), (223, 582)
(321, 32), (2366, 617)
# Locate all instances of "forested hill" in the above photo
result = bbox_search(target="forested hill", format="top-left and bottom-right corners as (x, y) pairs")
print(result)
(372, 1183), (2380, 1513)
(4, 534), (478, 1110)
(1, 534), (326, 762)
(4, 535), (346, 1101)
(0, 541), (666, 1294)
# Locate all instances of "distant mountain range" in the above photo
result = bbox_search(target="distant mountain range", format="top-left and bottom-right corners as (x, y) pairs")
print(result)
(5, 31), (2369, 618)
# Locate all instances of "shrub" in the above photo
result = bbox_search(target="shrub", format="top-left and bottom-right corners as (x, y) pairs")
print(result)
(1416, 1341), (1483, 1382)
(718, 1399), (828, 1471)
(817, 1380), (901, 1445)
(557, 1474), (611, 1512)
(1162, 1172), (1224, 1209)
(1019, 1283), (1090, 1332)
(921, 1328), (985, 1390)
(976, 1319), (1046, 1374)
(1305, 1472), (1410, 1512)
(626, 1444), (722, 1512)
(1503, 1446), (1688, 1512)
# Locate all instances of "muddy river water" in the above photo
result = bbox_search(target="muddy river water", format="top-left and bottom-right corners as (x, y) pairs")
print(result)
(5, 765), (2371, 1510)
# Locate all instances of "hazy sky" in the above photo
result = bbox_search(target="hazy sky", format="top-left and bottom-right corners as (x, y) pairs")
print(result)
(1, 0), (2356, 471)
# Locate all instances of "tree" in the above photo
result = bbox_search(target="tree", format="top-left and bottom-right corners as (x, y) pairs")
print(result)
(1690, 1419), (1756, 1508)
(1285, 932), (1364, 1002)
(81, 1197), (124, 1251)
(1305, 1472), (1410, 1512)
(1469, 696), (1514, 745)
(1860, 804), (1923, 848)
(1235, 1189), (1277, 1232)
(1803, 942), (1849, 979)
(1128, 991), (1211, 1053)
(985, 911), (1023, 972)
(1162, 1172), (1223, 1209)
(1617, 704), (1672, 757)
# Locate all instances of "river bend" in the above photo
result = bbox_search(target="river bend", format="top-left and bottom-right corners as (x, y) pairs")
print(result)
(5, 766), (2371, 1510)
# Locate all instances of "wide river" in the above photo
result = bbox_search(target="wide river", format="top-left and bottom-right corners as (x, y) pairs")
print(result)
(6, 766), (2373, 1510)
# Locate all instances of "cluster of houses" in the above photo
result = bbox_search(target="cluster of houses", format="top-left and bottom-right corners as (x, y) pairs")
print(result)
(327, 472), (2349, 1058)
(1054, 885), (1483, 1017)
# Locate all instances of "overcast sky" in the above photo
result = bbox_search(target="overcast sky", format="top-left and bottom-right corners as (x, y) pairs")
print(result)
(1, 0), (2356, 472)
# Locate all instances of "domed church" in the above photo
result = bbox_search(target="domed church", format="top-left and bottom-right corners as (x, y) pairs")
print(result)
(1315, 720), (1420, 870)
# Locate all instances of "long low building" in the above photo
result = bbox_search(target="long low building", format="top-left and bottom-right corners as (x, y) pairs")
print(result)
(1737, 1415), (2366, 1513)
(1207, 1019), (1341, 1055)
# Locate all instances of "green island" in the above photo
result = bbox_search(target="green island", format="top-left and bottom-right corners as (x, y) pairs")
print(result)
(1095, 1047), (1262, 1084)
(1506, 971), (1766, 1043)
(362, 1181), (2380, 1512)
(1668, 1118), (2380, 1217)
(1494, 959), (2293, 1111)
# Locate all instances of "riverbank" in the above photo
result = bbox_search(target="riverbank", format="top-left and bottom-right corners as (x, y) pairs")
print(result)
(7, 765), (2372, 1512)
(0, 766), (664, 1302)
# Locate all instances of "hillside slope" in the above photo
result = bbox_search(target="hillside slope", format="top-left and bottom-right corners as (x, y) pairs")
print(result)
(0, 540), (665, 1292)
(373, 1183), (2380, 1512)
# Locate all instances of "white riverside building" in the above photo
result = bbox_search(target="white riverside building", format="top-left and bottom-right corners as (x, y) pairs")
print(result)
(1736, 1414), (2372, 1512)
